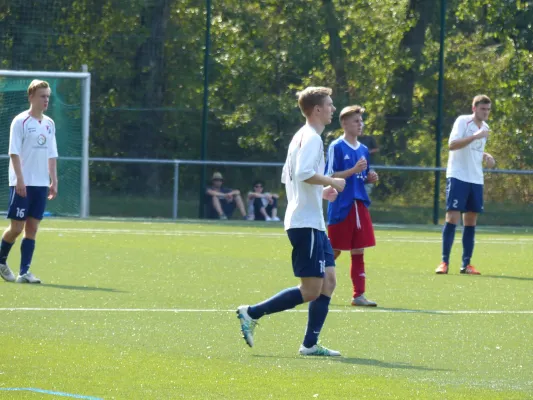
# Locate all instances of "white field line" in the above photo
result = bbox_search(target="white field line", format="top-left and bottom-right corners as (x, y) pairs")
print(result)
(40, 227), (533, 245)
(0, 307), (532, 315)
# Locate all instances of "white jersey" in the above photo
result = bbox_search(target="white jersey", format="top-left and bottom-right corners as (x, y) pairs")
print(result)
(8, 111), (59, 187)
(446, 114), (488, 185)
(281, 124), (326, 231)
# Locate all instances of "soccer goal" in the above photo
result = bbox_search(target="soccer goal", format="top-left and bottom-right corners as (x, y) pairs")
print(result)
(0, 69), (91, 217)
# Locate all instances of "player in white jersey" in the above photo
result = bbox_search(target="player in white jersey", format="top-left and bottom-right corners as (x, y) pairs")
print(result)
(0, 80), (58, 284)
(236, 87), (346, 356)
(435, 95), (495, 275)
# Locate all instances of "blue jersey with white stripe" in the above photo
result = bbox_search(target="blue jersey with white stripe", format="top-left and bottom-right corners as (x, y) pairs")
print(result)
(325, 137), (371, 225)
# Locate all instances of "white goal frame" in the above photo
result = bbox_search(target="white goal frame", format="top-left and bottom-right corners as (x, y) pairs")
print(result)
(0, 68), (91, 218)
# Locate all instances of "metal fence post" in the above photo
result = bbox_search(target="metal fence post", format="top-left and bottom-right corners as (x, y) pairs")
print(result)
(173, 161), (180, 220)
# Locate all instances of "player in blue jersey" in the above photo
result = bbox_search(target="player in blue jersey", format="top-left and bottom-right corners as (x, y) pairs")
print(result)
(436, 95), (495, 275)
(0, 80), (58, 284)
(325, 106), (379, 306)
(236, 87), (346, 356)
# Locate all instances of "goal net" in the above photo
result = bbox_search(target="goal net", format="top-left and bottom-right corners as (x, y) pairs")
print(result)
(0, 70), (90, 217)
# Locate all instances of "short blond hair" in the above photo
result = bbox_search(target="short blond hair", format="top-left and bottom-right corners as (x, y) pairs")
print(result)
(297, 86), (333, 117)
(339, 105), (365, 123)
(472, 94), (491, 107)
(27, 80), (50, 97)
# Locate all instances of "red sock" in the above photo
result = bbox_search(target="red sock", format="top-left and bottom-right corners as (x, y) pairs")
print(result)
(350, 254), (365, 298)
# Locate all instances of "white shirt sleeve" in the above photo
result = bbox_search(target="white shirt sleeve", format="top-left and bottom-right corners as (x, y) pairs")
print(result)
(281, 158), (288, 184)
(48, 122), (59, 158)
(295, 134), (321, 182)
(449, 117), (467, 144)
(8, 118), (23, 155)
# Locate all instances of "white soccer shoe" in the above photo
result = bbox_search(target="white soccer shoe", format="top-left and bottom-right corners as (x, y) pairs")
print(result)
(16, 272), (41, 284)
(299, 344), (341, 357)
(0, 263), (15, 282)
(236, 305), (257, 347)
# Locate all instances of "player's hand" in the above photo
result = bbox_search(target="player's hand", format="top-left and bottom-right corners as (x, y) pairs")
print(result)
(353, 157), (368, 173)
(367, 170), (379, 183)
(224, 193), (233, 201)
(323, 186), (338, 202)
(48, 182), (58, 200)
(330, 177), (346, 193)
(474, 128), (490, 140)
(15, 181), (26, 198)
(483, 153), (496, 168)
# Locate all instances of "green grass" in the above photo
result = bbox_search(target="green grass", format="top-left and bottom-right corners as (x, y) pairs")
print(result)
(1, 219), (532, 399)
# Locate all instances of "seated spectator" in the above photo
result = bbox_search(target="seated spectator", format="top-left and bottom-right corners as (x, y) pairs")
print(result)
(247, 180), (280, 221)
(205, 172), (247, 220)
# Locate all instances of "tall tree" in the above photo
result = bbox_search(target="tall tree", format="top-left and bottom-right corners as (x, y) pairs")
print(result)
(382, 0), (435, 163)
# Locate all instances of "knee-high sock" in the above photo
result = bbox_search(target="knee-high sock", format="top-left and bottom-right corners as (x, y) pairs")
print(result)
(351, 254), (365, 298)
(442, 222), (457, 264)
(247, 287), (304, 320)
(20, 238), (36, 276)
(303, 294), (331, 348)
(462, 226), (476, 269)
(0, 239), (14, 265)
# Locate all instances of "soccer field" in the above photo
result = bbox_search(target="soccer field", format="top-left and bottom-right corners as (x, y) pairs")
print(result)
(0, 219), (532, 400)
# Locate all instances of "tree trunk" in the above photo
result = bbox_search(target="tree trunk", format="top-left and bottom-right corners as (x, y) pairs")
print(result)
(127, 0), (170, 193)
(321, 0), (350, 106)
(382, 0), (434, 163)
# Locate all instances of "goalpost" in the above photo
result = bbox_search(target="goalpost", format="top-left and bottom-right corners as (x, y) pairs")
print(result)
(0, 69), (91, 218)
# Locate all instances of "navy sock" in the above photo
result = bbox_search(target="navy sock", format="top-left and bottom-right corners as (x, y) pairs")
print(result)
(442, 222), (457, 264)
(303, 294), (331, 348)
(0, 239), (14, 265)
(462, 226), (476, 269)
(20, 238), (36, 276)
(247, 287), (304, 320)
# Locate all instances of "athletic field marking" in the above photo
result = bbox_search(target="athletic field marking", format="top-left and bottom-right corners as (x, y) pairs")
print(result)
(0, 388), (102, 399)
(40, 227), (533, 245)
(1, 307), (532, 315)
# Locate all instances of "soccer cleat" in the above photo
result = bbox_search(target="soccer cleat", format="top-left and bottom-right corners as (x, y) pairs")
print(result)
(236, 305), (257, 347)
(299, 344), (341, 357)
(460, 265), (481, 275)
(271, 217), (281, 222)
(16, 272), (41, 284)
(351, 295), (377, 307)
(0, 263), (15, 282)
(219, 214), (228, 220)
(435, 262), (449, 274)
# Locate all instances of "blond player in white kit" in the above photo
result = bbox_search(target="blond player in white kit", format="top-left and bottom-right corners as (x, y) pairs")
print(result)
(236, 87), (346, 356)
(0, 80), (58, 284)
(436, 95), (495, 275)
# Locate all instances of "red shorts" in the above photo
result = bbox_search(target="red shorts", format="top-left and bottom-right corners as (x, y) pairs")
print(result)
(327, 201), (376, 251)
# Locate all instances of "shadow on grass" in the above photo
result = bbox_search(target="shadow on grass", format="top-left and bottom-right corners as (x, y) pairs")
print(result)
(480, 274), (533, 282)
(252, 355), (450, 371)
(334, 357), (451, 371)
(36, 283), (126, 293)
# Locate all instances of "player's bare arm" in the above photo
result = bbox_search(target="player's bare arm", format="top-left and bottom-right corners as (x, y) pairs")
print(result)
(449, 128), (489, 151)
(10, 154), (26, 197)
(48, 158), (58, 200)
(483, 152), (496, 168)
(304, 174), (345, 192)
(366, 170), (379, 183)
(322, 186), (338, 202)
(331, 158), (367, 179)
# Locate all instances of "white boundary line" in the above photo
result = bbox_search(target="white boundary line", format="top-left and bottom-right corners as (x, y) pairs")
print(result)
(1, 308), (532, 315)
(40, 227), (533, 245)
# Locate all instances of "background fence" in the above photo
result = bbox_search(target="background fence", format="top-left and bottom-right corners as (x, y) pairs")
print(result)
(84, 158), (532, 226)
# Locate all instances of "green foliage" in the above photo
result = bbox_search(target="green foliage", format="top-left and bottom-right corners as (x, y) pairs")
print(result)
(0, 0), (531, 206)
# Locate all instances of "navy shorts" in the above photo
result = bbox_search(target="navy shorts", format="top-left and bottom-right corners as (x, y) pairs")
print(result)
(286, 228), (335, 278)
(446, 178), (484, 213)
(7, 186), (48, 221)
